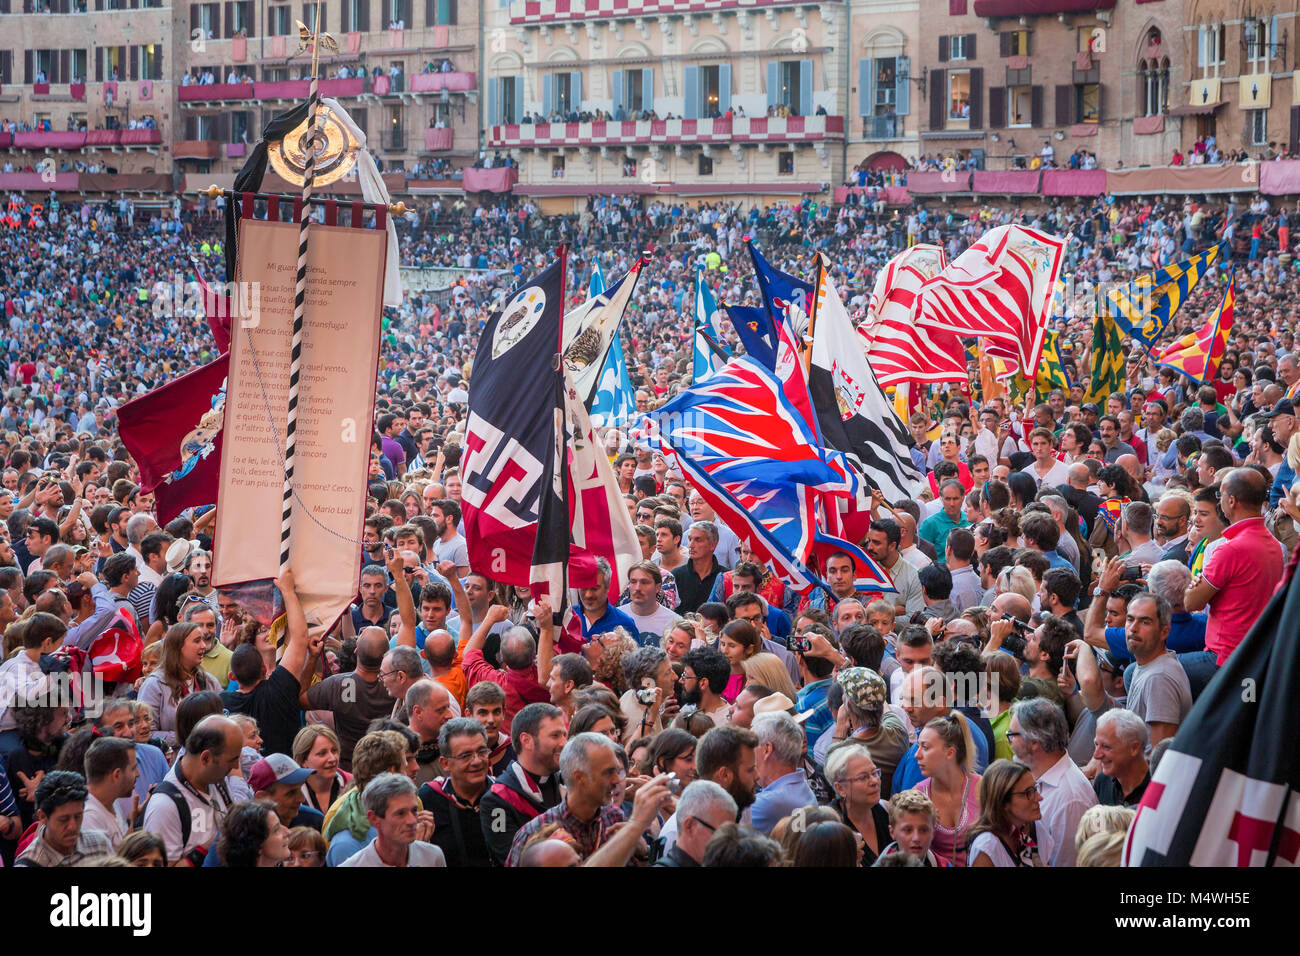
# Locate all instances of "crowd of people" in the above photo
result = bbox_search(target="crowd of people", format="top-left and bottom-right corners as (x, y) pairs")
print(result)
(0, 175), (1295, 870)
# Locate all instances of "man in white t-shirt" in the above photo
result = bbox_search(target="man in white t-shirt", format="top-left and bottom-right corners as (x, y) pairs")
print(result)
(1022, 427), (1070, 490)
(340, 773), (447, 867)
(619, 561), (682, 641)
(82, 736), (138, 849)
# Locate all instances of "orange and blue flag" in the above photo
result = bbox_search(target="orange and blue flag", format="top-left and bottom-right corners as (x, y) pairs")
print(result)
(1152, 269), (1235, 386)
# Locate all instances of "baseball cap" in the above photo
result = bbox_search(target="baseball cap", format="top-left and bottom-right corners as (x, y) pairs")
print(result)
(1266, 398), (1295, 419)
(1081, 402), (1100, 413)
(836, 667), (887, 711)
(248, 753), (313, 792)
(65, 579), (90, 601)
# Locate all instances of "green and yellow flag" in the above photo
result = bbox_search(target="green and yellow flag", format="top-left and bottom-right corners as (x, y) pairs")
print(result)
(1085, 313), (1125, 405)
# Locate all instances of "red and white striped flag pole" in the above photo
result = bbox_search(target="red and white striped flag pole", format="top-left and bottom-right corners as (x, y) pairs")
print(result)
(281, 1), (330, 570)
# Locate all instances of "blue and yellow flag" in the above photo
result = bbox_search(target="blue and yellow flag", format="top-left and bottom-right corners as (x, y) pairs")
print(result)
(1152, 269), (1236, 386)
(1104, 242), (1224, 353)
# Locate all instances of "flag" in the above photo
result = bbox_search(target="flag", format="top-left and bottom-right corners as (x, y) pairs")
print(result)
(860, 245), (967, 386)
(589, 259), (605, 297)
(726, 304), (778, 369)
(561, 261), (643, 406)
(1105, 242), (1225, 353)
(1034, 328), (1072, 397)
(1124, 560), (1300, 866)
(913, 225), (1066, 377)
(564, 372), (642, 604)
(809, 257), (924, 504)
(747, 239), (815, 363)
(1084, 313), (1125, 405)
(648, 356), (893, 594)
(194, 261), (232, 353)
(117, 354), (228, 526)
(694, 269), (732, 383)
(461, 255), (571, 601)
(1151, 271), (1235, 386)
(590, 328), (637, 429)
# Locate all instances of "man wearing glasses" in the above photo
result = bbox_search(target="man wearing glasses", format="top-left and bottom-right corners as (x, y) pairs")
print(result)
(419, 717), (494, 867)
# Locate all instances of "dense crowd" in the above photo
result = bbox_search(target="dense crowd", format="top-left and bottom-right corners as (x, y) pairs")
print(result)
(0, 179), (1296, 869)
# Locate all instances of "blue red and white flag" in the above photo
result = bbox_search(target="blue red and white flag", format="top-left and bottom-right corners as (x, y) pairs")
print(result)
(725, 303), (778, 369)
(747, 239), (814, 345)
(648, 356), (894, 594)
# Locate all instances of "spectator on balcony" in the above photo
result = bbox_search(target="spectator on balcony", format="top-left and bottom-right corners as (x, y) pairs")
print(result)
(440, 59), (454, 73)
(181, 73), (193, 86)
(35, 70), (47, 84)
(815, 104), (827, 116)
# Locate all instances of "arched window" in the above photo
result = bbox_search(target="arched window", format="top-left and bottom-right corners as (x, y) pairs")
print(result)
(1139, 56), (1169, 117)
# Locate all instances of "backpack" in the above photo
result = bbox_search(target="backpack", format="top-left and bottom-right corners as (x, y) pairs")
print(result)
(138, 780), (191, 848)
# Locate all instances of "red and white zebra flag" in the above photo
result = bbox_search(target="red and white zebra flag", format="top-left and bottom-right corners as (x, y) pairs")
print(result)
(860, 245), (967, 386)
(912, 224), (1066, 377)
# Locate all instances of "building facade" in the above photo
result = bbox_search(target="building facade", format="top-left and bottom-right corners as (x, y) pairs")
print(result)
(913, 0), (1181, 172)
(483, 0), (896, 210)
(0, 0), (481, 187)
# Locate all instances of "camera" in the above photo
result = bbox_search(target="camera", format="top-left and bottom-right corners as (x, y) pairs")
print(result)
(635, 687), (658, 705)
(998, 613), (1031, 658)
(664, 771), (682, 796)
(789, 635), (813, 654)
(1121, 565), (1143, 582)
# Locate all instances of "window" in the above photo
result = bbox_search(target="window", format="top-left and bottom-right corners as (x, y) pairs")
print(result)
(698, 154), (713, 175)
(348, 0), (363, 29)
(552, 72), (573, 114)
(621, 157), (637, 178)
(1008, 85), (1031, 126)
(778, 151), (794, 175)
(1197, 23), (1225, 77)
(1140, 58), (1169, 117)
(35, 49), (54, 81)
(626, 69), (646, 114)
(948, 70), (970, 122)
(270, 5), (291, 35)
(232, 1), (249, 33)
(392, 0), (405, 23)
(1076, 82), (1099, 123)
(1250, 108), (1267, 146)
(264, 66), (289, 81)
(499, 75), (520, 125)
(231, 110), (251, 142)
(1244, 17), (1272, 67)
(552, 154), (566, 178)
(198, 3), (217, 38)
(431, 0), (457, 25)
(1003, 30), (1028, 56)
(195, 115), (215, 139)
(777, 61), (804, 113)
(701, 65), (722, 116)
(869, 56), (899, 138)
(950, 34), (969, 60)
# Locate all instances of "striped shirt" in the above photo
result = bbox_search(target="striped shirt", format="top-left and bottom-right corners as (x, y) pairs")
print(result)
(128, 581), (155, 629)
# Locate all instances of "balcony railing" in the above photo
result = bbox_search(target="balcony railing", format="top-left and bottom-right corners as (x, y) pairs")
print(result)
(178, 82), (255, 102)
(510, 0), (831, 26)
(173, 139), (221, 159)
(424, 127), (454, 150)
(863, 115), (901, 140)
(409, 71), (474, 93)
(487, 115), (845, 149)
(0, 128), (160, 149)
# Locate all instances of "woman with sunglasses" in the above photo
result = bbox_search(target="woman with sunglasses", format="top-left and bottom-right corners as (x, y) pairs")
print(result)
(967, 759), (1046, 867)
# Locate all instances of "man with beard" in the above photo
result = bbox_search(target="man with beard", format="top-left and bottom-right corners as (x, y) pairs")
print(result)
(185, 549), (214, 600)
(480, 701), (567, 865)
(656, 724), (759, 855)
(679, 646), (732, 726)
(427, 498), (469, 577)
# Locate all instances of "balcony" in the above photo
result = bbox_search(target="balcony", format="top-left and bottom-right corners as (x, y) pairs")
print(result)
(488, 115), (845, 149)
(510, 0), (829, 26)
(409, 72), (474, 93)
(462, 166), (518, 193)
(174, 140), (221, 159)
(31, 82), (87, 101)
(178, 82), (255, 103)
(0, 128), (160, 150)
(11, 131), (88, 149)
(424, 127), (454, 150)
(863, 116), (901, 140)
(252, 77), (368, 101)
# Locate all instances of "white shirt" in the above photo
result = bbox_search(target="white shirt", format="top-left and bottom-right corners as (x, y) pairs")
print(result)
(0, 652), (49, 732)
(899, 544), (931, 571)
(82, 792), (127, 848)
(1033, 752), (1098, 867)
(340, 839), (447, 867)
(1022, 458), (1071, 490)
(618, 602), (682, 640)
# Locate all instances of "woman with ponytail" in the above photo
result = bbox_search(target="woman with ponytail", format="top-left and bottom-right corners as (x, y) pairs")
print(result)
(913, 710), (982, 867)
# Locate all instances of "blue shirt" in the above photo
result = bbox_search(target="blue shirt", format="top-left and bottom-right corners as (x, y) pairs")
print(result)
(1041, 550), (1075, 572)
(796, 679), (832, 759)
(1272, 461), (1295, 508)
(893, 728), (990, 793)
(327, 826), (377, 866)
(580, 604), (640, 643)
(750, 770), (817, 836)
(1106, 613), (1204, 659)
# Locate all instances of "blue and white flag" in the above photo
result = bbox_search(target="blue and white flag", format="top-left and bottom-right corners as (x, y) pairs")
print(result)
(590, 328), (637, 429)
(694, 270), (731, 384)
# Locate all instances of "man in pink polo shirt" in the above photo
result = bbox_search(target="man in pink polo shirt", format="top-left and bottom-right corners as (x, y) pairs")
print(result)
(1185, 469), (1282, 667)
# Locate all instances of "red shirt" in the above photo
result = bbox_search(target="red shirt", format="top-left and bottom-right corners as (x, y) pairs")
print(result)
(1202, 517), (1283, 665)
(462, 647), (549, 735)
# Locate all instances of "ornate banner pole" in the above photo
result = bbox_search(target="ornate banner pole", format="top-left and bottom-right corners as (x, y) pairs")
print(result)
(281, 3), (337, 570)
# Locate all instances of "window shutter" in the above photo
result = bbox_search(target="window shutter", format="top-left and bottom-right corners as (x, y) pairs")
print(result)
(988, 86), (1005, 128)
(449, 0), (457, 24)
(896, 56), (910, 115)
(59, 49), (70, 84)
(360, 0), (370, 32)
(684, 64), (699, 118)
(319, 5), (325, 30)
(999, 32), (1010, 57)
(612, 69), (624, 113)
(948, 0), (965, 13)
(939, 35), (949, 62)
(799, 59), (813, 117)
(223, 1), (232, 37)
(542, 72), (553, 115)
(1031, 84), (1043, 127)
(571, 71), (581, 112)
(129, 45), (138, 81)
(1290, 106), (1299, 155)
(859, 57), (874, 116)
(1024, 31), (1031, 56)
(642, 68), (653, 112)
(930, 67), (945, 129)
(968, 67), (983, 128)
(1055, 84), (1072, 125)
(487, 76), (498, 125)
(967, 34), (976, 58)
(718, 64), (730, 114)
(95, 46), (103, 82)
(382, 0), (390, 26)
(118, 46), (126, 79)
(424, 0), (432, 27)
(245, 1), (255, 36)
(1095, 83), (1103, 121)
(766, 61), (778, 108)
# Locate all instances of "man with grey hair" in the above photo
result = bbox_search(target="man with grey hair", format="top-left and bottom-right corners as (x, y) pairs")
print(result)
(1118, 500), (1163, 566)
(122, 511), (160, 582)
(1145, 560), (1208, 660)
(577, 556), (641, 642)
(380, 644), (425, 722)
(1123, 591), (1191, 747)
(749, 712), (815, 836)
(1008, 697), (1096, 866)
(1091, 709), (1150, 808)
(653, 780), (738, 867)
(405, 679), (453, 784)
(506, 731), (674, 865)
(340, 772), (447, 867)
(676, 518), (725, 614)
(688, 491), (740, 566)
(618, 644), (677, 742)
(1179, 407), (1214, 444)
